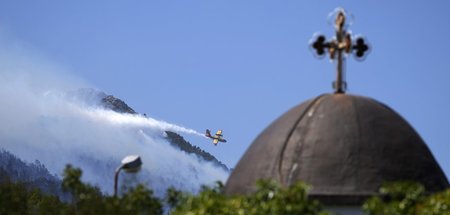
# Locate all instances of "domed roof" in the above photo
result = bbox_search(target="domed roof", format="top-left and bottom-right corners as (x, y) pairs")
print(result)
(225, 93), (449, 205)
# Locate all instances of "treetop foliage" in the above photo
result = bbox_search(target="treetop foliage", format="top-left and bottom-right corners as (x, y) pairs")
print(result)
(1, 164), (163, 215)
(1, 165), (450, 215)
(169, 180), (329, 215)
(363, 181), (450, 215)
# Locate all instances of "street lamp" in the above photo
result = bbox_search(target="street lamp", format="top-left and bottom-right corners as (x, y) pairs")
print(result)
(114, 155), (142, 197)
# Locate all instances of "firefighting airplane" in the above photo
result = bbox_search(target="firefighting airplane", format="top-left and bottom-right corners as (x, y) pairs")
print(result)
(205, 129), (227, 146)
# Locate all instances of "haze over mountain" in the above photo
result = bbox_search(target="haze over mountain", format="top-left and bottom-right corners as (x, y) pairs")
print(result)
(0, 49), (229, 197)
(66, 87), (229, 172)
(0, 87), (229, 196)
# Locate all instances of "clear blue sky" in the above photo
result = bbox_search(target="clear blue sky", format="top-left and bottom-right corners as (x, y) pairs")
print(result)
(1, 1), (449, 177)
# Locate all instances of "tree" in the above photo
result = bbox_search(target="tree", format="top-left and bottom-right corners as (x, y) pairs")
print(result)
(169, 180), (329, 215)
(3, 164), (450, 215)
(62, 164), (163, 215)
(0, 174), (67, 215)
(363, 181), (450, 215)
(0, 164), (164, 215)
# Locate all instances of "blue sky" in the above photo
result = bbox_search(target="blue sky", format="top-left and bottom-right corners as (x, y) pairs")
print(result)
(1, 1), (449, 177)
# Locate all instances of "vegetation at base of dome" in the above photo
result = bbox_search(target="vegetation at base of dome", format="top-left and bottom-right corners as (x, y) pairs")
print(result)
(2, 165), (450, 215)
(168, 180), (330, 215)
(363, 181), (450, 215)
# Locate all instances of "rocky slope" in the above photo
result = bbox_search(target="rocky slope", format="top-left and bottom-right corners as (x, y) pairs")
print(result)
(165, 131), (229, 171)
(71, 88), (229, 171)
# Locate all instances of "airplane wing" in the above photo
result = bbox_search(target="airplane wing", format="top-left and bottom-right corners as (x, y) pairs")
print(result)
(216, 130), (223, 136)
(213, 139), (219, 145)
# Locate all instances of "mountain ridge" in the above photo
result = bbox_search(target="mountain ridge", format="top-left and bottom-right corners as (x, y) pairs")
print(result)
(71, 88), (229, 171)
(0, 149), (69, 200)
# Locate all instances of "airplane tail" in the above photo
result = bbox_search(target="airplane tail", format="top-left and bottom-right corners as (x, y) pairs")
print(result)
(205, 129), (211, 137)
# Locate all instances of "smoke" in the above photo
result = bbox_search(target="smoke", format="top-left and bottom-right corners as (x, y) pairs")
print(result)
(0, 34), (228, 196)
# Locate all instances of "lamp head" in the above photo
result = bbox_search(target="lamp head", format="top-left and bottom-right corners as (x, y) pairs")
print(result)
(121, 155), (142, 173)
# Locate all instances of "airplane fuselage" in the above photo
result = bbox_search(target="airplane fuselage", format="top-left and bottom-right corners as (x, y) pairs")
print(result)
(205, 129), (227, 145)
(212, 135), (227, 143)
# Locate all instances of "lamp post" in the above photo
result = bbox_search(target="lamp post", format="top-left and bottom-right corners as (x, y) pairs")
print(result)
(114, 155), (142, 197)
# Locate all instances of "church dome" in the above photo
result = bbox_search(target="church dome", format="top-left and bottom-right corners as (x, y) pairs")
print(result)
(224, 93), (449, 205)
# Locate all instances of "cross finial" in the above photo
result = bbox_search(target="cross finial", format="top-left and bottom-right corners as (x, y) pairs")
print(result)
(311, 9), (369, 94)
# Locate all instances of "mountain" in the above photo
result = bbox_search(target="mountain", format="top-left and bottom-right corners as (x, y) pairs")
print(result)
(0, 149), (68, 200)
(0, 88), (229, 197)
(101, 95), (136, 114)
(65, 88), (136, 114)
(164, 131), (229, 171)
(70, 88), (229, 171)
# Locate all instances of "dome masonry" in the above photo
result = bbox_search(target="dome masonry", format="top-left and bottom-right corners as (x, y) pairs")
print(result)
(224, 94), (449, 205)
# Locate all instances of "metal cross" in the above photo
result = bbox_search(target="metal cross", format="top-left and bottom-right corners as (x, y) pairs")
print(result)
(311, 9), (369, 94)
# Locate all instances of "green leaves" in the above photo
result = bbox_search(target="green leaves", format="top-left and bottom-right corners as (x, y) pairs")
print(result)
(420, 190), (450, 215)
(169, 180), (329, 215)
(0, 179), (30, 215)
(363, 181), (450, 215)
(119, 184), (163, 215)
(2, 165), (450, 215)
(61, 165), (162, 215)
(0, 164), (162, 215)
